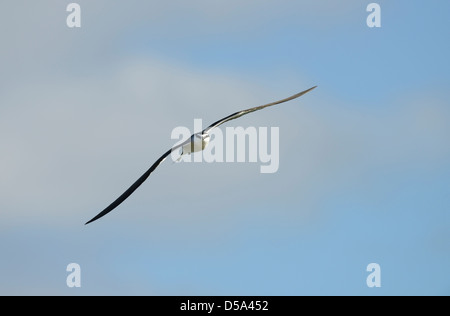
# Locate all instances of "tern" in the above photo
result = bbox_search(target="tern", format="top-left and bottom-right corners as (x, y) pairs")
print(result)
(85, 86), (317, 224)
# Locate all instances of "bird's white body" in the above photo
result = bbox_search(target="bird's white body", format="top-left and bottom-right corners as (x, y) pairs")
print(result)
(181, 132), (210, 155)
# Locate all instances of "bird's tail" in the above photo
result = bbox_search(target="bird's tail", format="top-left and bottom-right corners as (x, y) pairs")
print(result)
(172, 151), (184, 164)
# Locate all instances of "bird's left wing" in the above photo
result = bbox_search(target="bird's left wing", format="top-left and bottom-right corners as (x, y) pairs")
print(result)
(202, 86), (317, 134)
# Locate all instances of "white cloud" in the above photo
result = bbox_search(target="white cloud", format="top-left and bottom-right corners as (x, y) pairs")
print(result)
(0, 0), (448, 296)
(1, 51), (449, 230)
(1, 0), (448, 229)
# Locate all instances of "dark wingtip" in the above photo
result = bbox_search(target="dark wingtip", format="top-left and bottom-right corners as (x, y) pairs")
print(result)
(85, 214), (102, 225)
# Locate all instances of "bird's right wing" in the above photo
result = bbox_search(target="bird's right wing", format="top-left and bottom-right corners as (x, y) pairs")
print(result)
(85, 138), (191, 225)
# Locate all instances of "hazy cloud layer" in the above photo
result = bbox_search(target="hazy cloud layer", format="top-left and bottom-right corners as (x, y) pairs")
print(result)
(0, 0), (449, 295)
(1, 54), (448, 226)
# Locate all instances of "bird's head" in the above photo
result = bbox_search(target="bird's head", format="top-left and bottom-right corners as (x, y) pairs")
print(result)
(202, 133), (210, 141)
(195, 132), (210, 141)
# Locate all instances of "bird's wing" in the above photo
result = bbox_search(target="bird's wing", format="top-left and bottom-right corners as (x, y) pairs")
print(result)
(203, 86), (317, 134)
(85, 138), (191, 225)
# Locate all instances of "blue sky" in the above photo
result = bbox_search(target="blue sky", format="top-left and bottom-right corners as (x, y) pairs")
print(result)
(0, 1), (449, 295)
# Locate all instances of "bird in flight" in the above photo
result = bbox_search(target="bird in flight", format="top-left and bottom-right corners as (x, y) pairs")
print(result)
(85, 86), (317, 225)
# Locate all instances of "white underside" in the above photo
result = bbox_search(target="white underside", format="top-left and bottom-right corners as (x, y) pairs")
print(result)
(181, 134), (210, 155)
